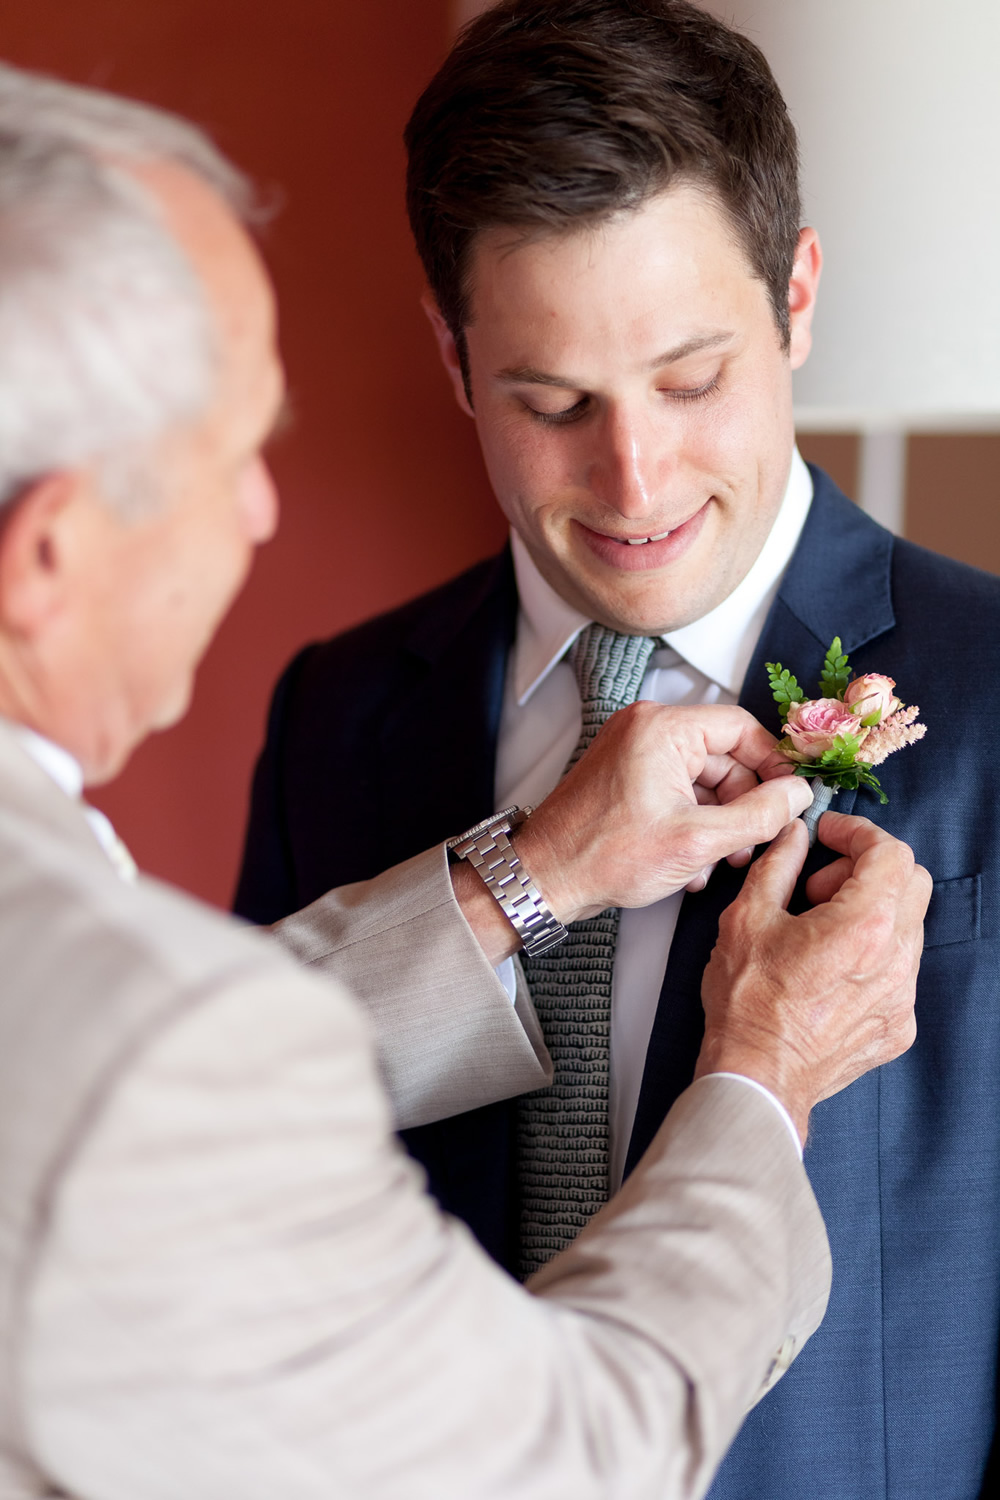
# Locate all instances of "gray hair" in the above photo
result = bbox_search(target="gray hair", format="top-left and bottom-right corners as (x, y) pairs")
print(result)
(0, 62), (257, 515)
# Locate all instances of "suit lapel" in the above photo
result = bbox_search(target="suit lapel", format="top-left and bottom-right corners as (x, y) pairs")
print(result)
(625, 472), (897, 1174)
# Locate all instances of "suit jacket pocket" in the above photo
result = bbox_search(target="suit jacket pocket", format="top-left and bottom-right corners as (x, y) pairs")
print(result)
(924, 874), (981, 948)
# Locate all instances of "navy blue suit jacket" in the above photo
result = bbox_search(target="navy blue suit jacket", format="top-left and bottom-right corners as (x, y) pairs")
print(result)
(236, 469), (1000, 1499)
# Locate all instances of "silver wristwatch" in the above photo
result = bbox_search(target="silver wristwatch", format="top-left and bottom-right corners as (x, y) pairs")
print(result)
(446, 806), (569, 958)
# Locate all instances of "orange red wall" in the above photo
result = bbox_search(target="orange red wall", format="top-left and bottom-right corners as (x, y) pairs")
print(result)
(3, 2), (998, 906)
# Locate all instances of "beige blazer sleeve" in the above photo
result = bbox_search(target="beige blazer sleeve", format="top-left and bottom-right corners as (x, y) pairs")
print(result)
(23, 961), (830, 1500)
(271, 843), (551, 1128)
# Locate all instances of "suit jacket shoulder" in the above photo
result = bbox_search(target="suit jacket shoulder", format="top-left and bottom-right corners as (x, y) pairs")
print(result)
(235, 549), (517, 921)
(790, 466), (1000, 641)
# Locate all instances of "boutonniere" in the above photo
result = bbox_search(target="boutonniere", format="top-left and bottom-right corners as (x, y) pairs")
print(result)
(765, 638), (926, 830)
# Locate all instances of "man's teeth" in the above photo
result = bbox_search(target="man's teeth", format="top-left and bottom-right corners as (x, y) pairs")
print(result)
(626, 530), (672, 545)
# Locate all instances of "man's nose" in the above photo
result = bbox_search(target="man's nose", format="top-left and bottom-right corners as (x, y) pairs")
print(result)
(241, 457), (280, 544)
(587, 408), (663, 520)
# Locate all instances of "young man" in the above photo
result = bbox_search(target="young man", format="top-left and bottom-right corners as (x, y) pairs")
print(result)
(0, 57), (927, 1500)
(237, 2), (1000, 1496)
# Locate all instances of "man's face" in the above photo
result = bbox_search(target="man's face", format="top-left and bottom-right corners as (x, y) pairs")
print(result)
(72, 163), (285, 781)
(432, 185), (819, 634)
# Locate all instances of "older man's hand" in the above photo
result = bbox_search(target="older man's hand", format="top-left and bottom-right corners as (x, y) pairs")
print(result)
(515, 700), (813, 924)
(696, 811), (931, 1144)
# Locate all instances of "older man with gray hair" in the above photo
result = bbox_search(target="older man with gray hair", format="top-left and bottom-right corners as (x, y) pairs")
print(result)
(0, 60), (926, 1500)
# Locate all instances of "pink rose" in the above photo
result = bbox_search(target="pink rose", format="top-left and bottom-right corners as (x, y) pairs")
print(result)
(784, 697), (870, 760)
(843, 673), (900, 725)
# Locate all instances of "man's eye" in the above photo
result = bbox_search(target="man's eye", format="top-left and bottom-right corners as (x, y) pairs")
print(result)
(665, 375), (721, 403)
(525, 395), (590, 425)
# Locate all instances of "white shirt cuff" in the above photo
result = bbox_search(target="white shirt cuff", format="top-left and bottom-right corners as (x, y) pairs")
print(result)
(496, 956), (518, 1004)
(710, 1073), (804, 1159)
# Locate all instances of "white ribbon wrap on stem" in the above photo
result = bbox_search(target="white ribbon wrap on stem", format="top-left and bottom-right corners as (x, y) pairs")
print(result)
(801, 781), (837, 849)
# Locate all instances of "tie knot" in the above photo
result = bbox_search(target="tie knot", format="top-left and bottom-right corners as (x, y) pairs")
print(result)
(567, 623), (658, 710)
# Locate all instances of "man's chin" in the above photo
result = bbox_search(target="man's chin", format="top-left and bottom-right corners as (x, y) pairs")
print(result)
(551, 520), (733, 632)
(83, 735), (135, 788)
(562, 572), (718, 637)
(151, 682), (193, 734)
(83, 692), (189, 785)
(527, 531), (726, 634)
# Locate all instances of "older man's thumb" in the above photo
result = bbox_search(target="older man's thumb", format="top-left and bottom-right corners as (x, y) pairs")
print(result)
(739, 819), (809, 913)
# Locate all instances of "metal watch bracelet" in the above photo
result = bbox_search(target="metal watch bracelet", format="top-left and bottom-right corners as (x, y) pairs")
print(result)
(446, 806), (569, 958)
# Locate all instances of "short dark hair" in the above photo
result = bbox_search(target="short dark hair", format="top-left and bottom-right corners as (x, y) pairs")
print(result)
(405, 0), (801, 381)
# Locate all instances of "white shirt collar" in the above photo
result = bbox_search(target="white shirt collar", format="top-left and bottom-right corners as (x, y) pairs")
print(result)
(510, 447), (814, 703)
(5, 721), (84, 800)
(4, 719), (138, 882)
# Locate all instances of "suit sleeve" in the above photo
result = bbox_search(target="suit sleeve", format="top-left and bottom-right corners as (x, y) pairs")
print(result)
(240, 643), (550, 1130)
(270, 843), (551, 1129)
(24, 961), (831, 1500)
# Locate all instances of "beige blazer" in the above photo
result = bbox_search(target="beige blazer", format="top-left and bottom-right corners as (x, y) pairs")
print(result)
(0, 721), (830, 1499)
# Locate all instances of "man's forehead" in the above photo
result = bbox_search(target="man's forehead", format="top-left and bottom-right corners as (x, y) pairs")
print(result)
(462, 184), (756, 318)
(458, 190), (768, 376)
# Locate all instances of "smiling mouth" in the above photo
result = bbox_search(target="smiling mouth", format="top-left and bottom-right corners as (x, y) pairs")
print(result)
(575, 501), (711, 569)
(600, 513), (697, 544)
(622, 530), (673, 545)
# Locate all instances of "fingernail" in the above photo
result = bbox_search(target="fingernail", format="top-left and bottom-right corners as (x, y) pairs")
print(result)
(791, 780), (813, 813)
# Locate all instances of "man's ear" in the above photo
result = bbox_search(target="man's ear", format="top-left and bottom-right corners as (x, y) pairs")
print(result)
(787, 226), (823, 371)
(0, 473), (79, 634)
(421, 292), (475, 418)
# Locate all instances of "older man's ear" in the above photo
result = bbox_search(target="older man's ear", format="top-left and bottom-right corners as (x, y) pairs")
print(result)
(0, 473), (82, 636)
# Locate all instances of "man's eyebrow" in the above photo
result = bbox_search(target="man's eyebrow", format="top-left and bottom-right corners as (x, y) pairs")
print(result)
(494, 331), (735, 388)
(644, 331), (735, 369)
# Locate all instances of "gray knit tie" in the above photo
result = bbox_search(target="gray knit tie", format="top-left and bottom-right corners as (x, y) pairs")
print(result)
(517, 624), (658, 1278)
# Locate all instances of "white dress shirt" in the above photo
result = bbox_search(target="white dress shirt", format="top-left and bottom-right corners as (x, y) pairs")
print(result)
(496, 449), (814, 1183)
(7, 721), (137, 882)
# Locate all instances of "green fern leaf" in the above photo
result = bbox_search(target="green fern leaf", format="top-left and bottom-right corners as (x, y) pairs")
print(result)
(765, 661), (805, 720)
(819, 635), (852, 700)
